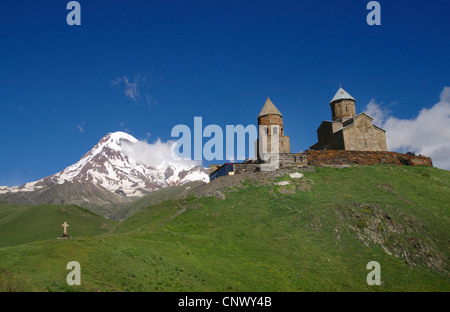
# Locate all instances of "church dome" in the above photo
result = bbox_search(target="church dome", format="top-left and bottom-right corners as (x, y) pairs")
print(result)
(258, 97), (283, 117)
(330, 87), (355, 104)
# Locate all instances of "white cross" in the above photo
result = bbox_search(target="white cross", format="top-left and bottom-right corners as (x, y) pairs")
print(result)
(62, 222), (69, 235)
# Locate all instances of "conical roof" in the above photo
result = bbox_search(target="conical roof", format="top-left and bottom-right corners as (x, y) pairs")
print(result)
(258, 97), (283, 117)
(330, 87), (355, 104)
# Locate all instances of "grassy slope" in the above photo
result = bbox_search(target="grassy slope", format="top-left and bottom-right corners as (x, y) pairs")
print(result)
(0, 165), (448, 292)
(0, 203), (117, 249)
(112, 181), (204, 220)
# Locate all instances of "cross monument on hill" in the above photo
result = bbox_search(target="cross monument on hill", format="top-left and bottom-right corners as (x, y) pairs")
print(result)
(62, 222), (69, 235)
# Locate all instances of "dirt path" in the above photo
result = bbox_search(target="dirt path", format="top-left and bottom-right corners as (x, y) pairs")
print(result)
(168, 206), (187, 221)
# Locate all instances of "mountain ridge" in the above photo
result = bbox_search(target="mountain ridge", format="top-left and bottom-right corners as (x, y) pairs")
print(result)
(0, 132), (209, 215)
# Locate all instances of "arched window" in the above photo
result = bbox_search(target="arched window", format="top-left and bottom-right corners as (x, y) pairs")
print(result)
(346, 106), (348, 113)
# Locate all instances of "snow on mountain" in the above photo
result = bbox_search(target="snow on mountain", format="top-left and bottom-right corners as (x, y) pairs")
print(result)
(1, 132), (209, 198)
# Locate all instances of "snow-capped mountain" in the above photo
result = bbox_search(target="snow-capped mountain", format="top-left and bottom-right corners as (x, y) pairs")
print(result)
(0, 132), (209, 201)
(39, 131), (209, 197)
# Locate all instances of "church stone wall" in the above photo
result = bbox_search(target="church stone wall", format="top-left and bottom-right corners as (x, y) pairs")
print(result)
(279, 153), (308, 168)
(209, 151), (432, 180)
(280, 136), (291, 153)
(258, 115), (284, 134)
(332, 121), (344, 132)
(331, 99), (356, 121)
(232, 163), (261, 173)
(307, 150), (432, 167)
(257, 134), (291, 156)
(313, 123), (345, 150)
(209, 165), (222, 174)
(342, 116), (387, 151)
(312, 115), (387, 152)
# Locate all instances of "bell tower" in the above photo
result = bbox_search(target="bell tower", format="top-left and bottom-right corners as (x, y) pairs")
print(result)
(256, 97), (290, 160)
(330, 85), (356, 122)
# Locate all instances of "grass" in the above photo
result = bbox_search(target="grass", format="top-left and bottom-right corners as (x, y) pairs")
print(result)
(0, 203), (116, 249)
(0, 165), (448, 292)
(112, 181), (203, 220)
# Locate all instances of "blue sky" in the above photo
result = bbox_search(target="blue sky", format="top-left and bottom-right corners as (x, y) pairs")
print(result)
(1, 0), (449, 186)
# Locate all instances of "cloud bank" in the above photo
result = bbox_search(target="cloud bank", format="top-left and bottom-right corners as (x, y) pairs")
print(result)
(363, 87), (450, 170)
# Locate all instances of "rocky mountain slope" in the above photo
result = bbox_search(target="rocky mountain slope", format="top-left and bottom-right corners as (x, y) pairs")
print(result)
(0, 132), (209, 213)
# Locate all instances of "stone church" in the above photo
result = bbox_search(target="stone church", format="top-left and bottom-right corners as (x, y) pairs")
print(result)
(209, 88), (430, 180)
(310, 87), (387, 151)
(256, 97), (291, 157)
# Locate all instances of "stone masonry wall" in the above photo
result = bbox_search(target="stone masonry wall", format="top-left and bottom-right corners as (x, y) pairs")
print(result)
(331, 99), (356, 121)
(209, 164), (222, 174)
(307, 150), (433, 167)
(210, 151), (432, 180)
(342, 115), (387, 151)
(279, 153), (308, 168)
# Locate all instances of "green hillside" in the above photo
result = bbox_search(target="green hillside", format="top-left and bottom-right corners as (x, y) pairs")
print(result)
(0, 165), (448, 292)
(0, 203), (116, 249)
(112, 181), (204, 220)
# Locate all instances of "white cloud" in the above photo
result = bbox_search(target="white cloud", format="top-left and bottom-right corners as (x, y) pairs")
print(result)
(364, 99), (389, 126)
(363, 87), (450, 170)
(111, 72), (156, 107)
(77, 121), (86, 133)
(111, 75), (141, 102)
(123, 76), (140, 101)
(110, 77), (122, 86)
(121, 139), (201, 168)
